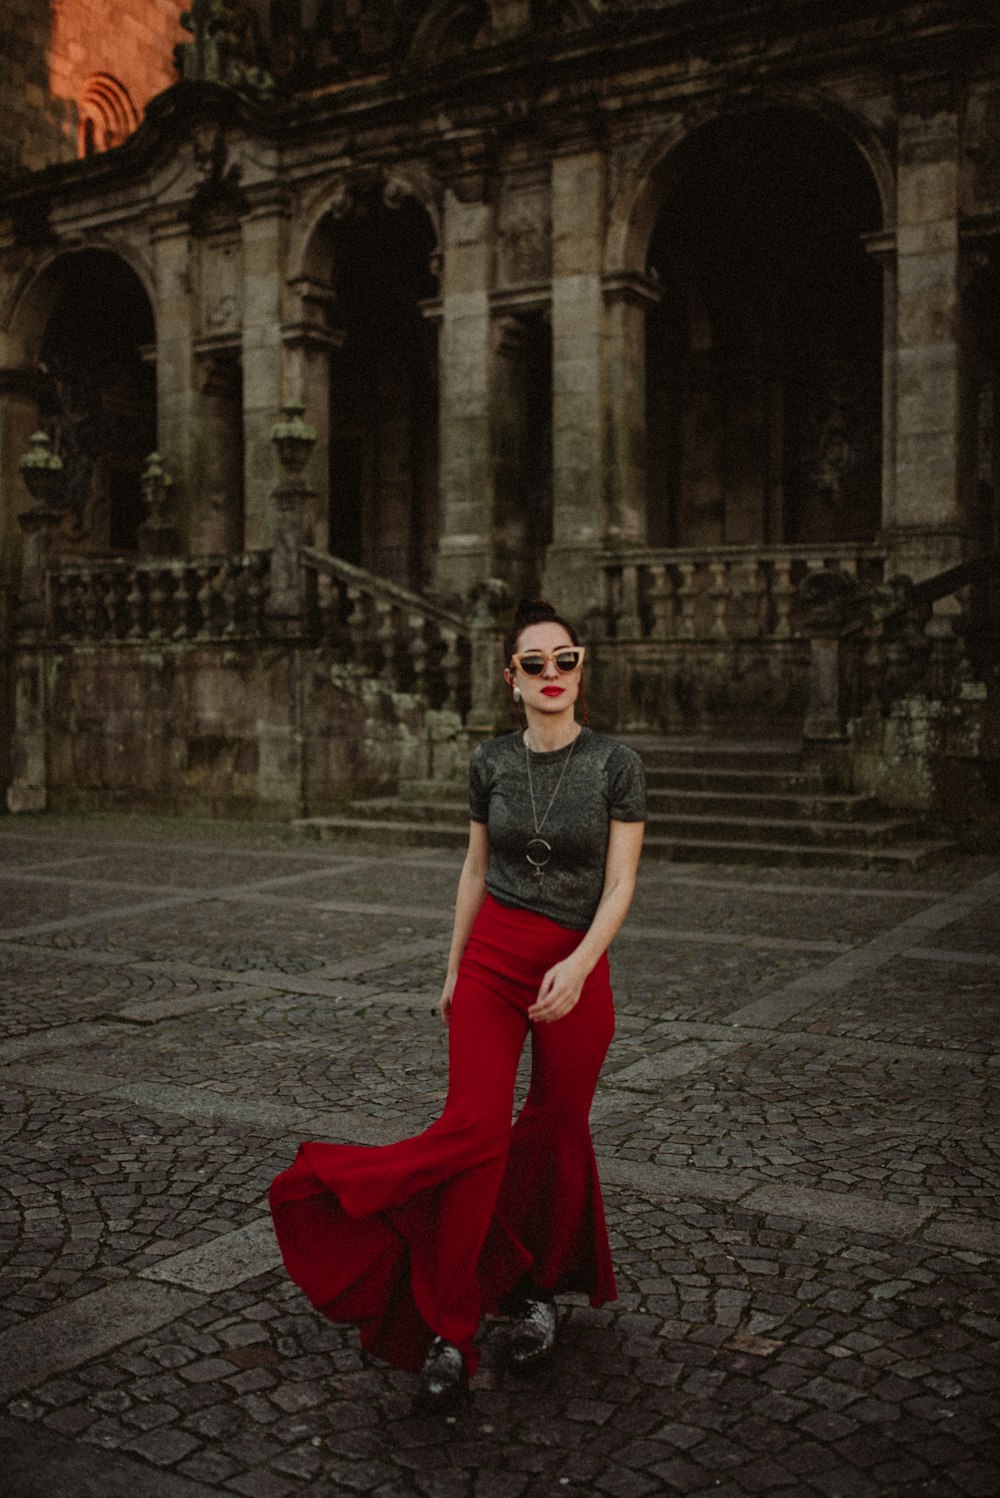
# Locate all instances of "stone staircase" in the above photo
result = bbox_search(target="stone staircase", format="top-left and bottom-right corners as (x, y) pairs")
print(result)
(295, 737), (955, 870)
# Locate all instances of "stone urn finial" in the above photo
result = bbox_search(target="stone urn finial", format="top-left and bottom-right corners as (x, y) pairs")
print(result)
(139, 452), (178, 558)
(141, 452), (173, 524)
(18, 431), (64, 508)
(271, 402), (317, 478)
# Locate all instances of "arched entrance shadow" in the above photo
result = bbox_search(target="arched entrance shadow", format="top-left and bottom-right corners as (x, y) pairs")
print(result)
(642, 107), (884, 551)
(6, 248), (156, 554)
(300, 187), (440, 592)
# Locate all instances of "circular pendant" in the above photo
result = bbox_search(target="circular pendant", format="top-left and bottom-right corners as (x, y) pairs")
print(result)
(525, 836), (552, 871)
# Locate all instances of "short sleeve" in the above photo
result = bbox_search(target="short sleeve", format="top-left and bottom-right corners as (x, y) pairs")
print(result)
(468, 745), (491, 823)
(607, 746), (646, 822)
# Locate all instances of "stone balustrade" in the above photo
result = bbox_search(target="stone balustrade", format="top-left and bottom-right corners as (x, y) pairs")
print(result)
(300, 546), (470, 715)
(48, 553), (270, 643)
(800, 550), (1000, 740)
(601, 544), (887, 642)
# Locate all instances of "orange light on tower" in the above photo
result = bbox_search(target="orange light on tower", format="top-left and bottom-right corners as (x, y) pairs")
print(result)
(46, 0), (188, 159)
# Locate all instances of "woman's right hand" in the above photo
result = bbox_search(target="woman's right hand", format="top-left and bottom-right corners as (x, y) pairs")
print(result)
(439, 972), (457, 1026)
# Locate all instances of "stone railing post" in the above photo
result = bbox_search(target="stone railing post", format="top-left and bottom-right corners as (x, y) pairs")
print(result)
(14, 432), (64, 634)
(802, 635), (846, 742)
(466, 578), (510, 737)
(266, 403), (316, 635)
(8, 432), (66, 812)
(796, 569), (859, 744)
(138, 453), (178, 559)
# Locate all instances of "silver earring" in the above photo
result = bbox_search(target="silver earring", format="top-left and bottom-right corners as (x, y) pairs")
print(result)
(512, 686), (522, 704)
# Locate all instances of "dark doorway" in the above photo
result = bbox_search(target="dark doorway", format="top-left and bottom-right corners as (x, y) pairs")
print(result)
(493, 311), (553, 599)
(38, 250), (156, 553)
(645, 109), (883, 550)
(321, 189), (439, 591)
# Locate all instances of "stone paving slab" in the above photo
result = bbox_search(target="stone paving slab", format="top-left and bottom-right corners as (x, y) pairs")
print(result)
(0, 817), (998, 1498)
(0, 1281), (204, 1403)
(807, 956), (1000, 1051)
(0, 1414), (219, 1498)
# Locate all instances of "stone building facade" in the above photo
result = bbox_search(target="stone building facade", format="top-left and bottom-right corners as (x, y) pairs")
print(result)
(1, 0), (998, 821)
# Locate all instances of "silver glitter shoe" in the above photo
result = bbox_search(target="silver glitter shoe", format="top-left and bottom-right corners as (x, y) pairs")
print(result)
(509, 1298), (557, 1366)
(414, 1336), (468, 1411)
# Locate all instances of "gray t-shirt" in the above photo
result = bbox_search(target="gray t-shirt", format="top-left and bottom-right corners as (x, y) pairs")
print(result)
(468, 727), (646, 931)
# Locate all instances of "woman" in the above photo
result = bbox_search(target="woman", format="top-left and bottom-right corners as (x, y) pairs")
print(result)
(269, 599), (645, 1410)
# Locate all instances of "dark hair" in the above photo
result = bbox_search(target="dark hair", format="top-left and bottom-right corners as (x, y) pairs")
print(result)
(502, 598), (580, 664)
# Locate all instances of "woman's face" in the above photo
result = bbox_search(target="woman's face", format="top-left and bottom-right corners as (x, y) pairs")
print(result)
(506, 621), (582, 717)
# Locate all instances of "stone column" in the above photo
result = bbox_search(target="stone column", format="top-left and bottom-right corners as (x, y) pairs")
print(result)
(242, 193), (290, 549)
(545, 147), (608, 615)
(7, 435), (64, 813)
(151, 213), (197, 551)
(889, 81), (964, 582)
(434, 181), (497, 600)
(604, 275), (659, 550)
(863, 230), (898, 549)
(0, 373), (45, 810)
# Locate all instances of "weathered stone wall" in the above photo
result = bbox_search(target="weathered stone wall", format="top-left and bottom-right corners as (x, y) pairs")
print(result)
(846, 688), (1000, 824)
(0, 0), (185, 175)
(588, 640), (811, 740)
(34, 641), (464, 819)
(0, 587), (11, 793)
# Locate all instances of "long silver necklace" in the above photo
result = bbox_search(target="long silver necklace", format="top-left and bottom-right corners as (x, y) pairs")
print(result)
(524, 728), (579, 894)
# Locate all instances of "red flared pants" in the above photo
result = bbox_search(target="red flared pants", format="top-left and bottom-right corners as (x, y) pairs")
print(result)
(269, 894), (616, 1374)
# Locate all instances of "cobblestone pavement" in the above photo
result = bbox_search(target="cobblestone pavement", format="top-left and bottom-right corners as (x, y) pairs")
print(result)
(1, 816), (998, 1498)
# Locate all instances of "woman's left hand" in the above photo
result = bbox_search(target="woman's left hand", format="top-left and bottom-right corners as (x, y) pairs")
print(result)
(528, 956), (588, 1024)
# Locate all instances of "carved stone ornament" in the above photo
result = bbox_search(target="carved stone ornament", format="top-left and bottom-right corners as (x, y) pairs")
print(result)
(18, 430), (65, 508)
(500, 210), (549, 284)
(271, 402), (318, 477)
(792, 568), (859, 634)
(189, 127), (249, 231)
(175, 0), (274, 101)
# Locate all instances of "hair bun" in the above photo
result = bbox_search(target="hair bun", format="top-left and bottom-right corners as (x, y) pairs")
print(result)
(513, 598), (557, 627)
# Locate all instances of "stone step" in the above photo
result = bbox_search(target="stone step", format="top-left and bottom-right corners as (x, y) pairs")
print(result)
(641, 811), (921, 848)
(640, 834), (955, 871)
(294, 735), (957, 869)
(341, 797), (911, 848)
(621, 738), (805, 774)
(295, 815), (469, 848)
(645, 767), (826, 794)
(345, 797), (467, 824)
(646, 788), (880, 821)
(293, 811), (952, 870)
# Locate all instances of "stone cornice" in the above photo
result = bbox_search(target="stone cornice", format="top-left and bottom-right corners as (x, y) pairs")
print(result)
(0, 3), (993, 218)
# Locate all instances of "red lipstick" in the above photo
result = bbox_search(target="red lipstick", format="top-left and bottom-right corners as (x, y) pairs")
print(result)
(541, 686), (564, 697)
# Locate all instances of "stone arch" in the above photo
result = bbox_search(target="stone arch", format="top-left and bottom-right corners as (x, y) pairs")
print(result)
(606, 89), (893, 277)
(626, 99), (888, 551)
(78, 73), (140, 158)
(3, 247), (157, 554)
(290, 171), (441, 292)
(3, 239), (157, 366)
